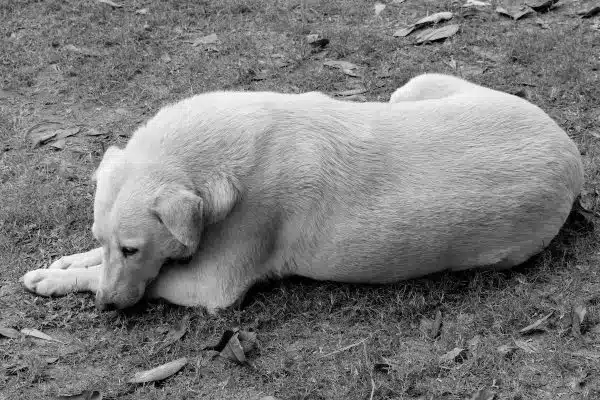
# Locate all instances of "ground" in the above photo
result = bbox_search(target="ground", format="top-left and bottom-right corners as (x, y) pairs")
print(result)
(1, 0), (600, 399)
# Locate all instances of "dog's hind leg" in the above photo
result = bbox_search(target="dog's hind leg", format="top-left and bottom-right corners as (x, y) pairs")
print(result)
(46, 247), (103, 270)
(21, 265), (101, 297)
(389, 74), (472, 103)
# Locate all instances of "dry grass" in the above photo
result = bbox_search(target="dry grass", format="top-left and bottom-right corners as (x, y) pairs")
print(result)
(1, 0), (600, 399)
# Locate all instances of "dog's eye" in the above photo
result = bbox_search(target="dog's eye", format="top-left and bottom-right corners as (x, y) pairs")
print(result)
(121, 247), (138, 257)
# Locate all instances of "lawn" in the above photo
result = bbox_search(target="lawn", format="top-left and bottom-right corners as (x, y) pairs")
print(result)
(1, 0), (599, 399)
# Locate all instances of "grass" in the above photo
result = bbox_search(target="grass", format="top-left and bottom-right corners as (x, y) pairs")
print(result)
(1, 0), (600, 399)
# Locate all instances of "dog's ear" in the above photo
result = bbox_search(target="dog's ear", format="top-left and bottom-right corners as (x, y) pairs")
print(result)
(151, 186), (204, 252)
(92, 145), (124, 182)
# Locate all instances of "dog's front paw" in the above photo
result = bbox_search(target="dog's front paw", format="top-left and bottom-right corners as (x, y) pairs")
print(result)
(48, 248), (102, 270)
(21, 269), (74, 297)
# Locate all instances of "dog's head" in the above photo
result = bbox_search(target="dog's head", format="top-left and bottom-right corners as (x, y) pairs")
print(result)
(91, 146), (237, 311)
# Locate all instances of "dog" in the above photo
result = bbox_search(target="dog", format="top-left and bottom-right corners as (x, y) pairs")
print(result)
(21, 74), (584, 313)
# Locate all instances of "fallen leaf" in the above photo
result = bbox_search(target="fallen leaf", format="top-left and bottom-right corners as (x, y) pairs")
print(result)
(497, 344), (518, 357)
(323, 60), (362, 77)
(572, 304), (587, 337)
(50, 139), (66, 150)
(496, 6), (533, 20)
(160, 53), (172, 63)
(519, 311), (553, 334)
(439, 347), (468, 363)
(64, 44), (105, 57)
(392, 0), (406, 4)
(26, 123), (80, 148)
(374, 3), (386, 16)
(189, 33), (219, 47)
(535, 18), (549, 28)
(135, 8), (148, 14)
(430, 310), (443, 339)
(568, 350), (600, 360)
(0, 327), (21, 339)
(415, 24), (460, 44)
(128, 357), (188, 384)
(97, 0), (122, 8)
(393, 26), (416, 37)
(220, 333), (246, 363)
(21, 328), (66, 344)
(45, 356), (59, 364)
(56, 392), (103, 400)
(238, 330), (259, 354)
(307, 34), (329, 49)
(569, 371), (589, 393)
(85, 128), (105, 136)
(526, 0), (559, 12)
(335, 88), (368, 97)
(26, 121), (61, 147)
(470, 388), (496, 400)
(373, 363), (393, 373)
(414, 12), (454, 29)
(514, 339), (537, 353)
(260, 397), (280, 400)
(579, 5), (600, 18)
(462, 0), (491, 7)
(155, 314), (190, 352)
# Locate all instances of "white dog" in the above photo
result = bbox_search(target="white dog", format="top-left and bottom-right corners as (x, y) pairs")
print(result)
(22, 74), (584, 312)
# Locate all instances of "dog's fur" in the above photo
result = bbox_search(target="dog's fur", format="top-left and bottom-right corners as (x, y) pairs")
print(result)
(22, 74), (584, 312)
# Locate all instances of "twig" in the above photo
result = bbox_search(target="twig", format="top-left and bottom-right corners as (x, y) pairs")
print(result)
(319, 337), (367, 358)
(363, 341), (375, 400)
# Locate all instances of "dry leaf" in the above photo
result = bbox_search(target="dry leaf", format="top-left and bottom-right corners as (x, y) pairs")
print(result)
(462, 0), (491, 7)
(392, 0), (406, 4)
(374, 3), (386, 16)
(189, 33), (219, 47)
(526, 0), (559, 12)
(26, 123), (80, 148)
(21, 328), (66, 344)
(572, 304), (587, 337)
(393, 26), (416, 37)
(220, 333), (246, 363)
(64, 44), (105, 57)
(519, 311), (553, 334)
(470, 388), (496, 400)
(85, 128), (105, 136)
(160, 53), (172, 63)
(323, 60), (362, 77)
(135, 8), (148, 14)
(97, 0), (122, 7)
(534, 18), (549, 28)
(439, 347), (467, 363)
(568, 350), (600, 360)
(0, 326), (21, 339)
(497, 344), (518, 357)
(414, 12), (454, 29)
(496, 6), (533, 20)
(155, 314), (190, 352)
(415, 24), (460, 44)
(56, 390), (102, 400)
(579, 5), (600, 18)
(514, 339), (537, 353)
(430, 310), (443, 339)
(128, 357), (188, 384)
(50, 139), (66, 150)
(26, 121), (61, 147)
(335, 88), (367, 97)
(238, 330), (258, 354)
